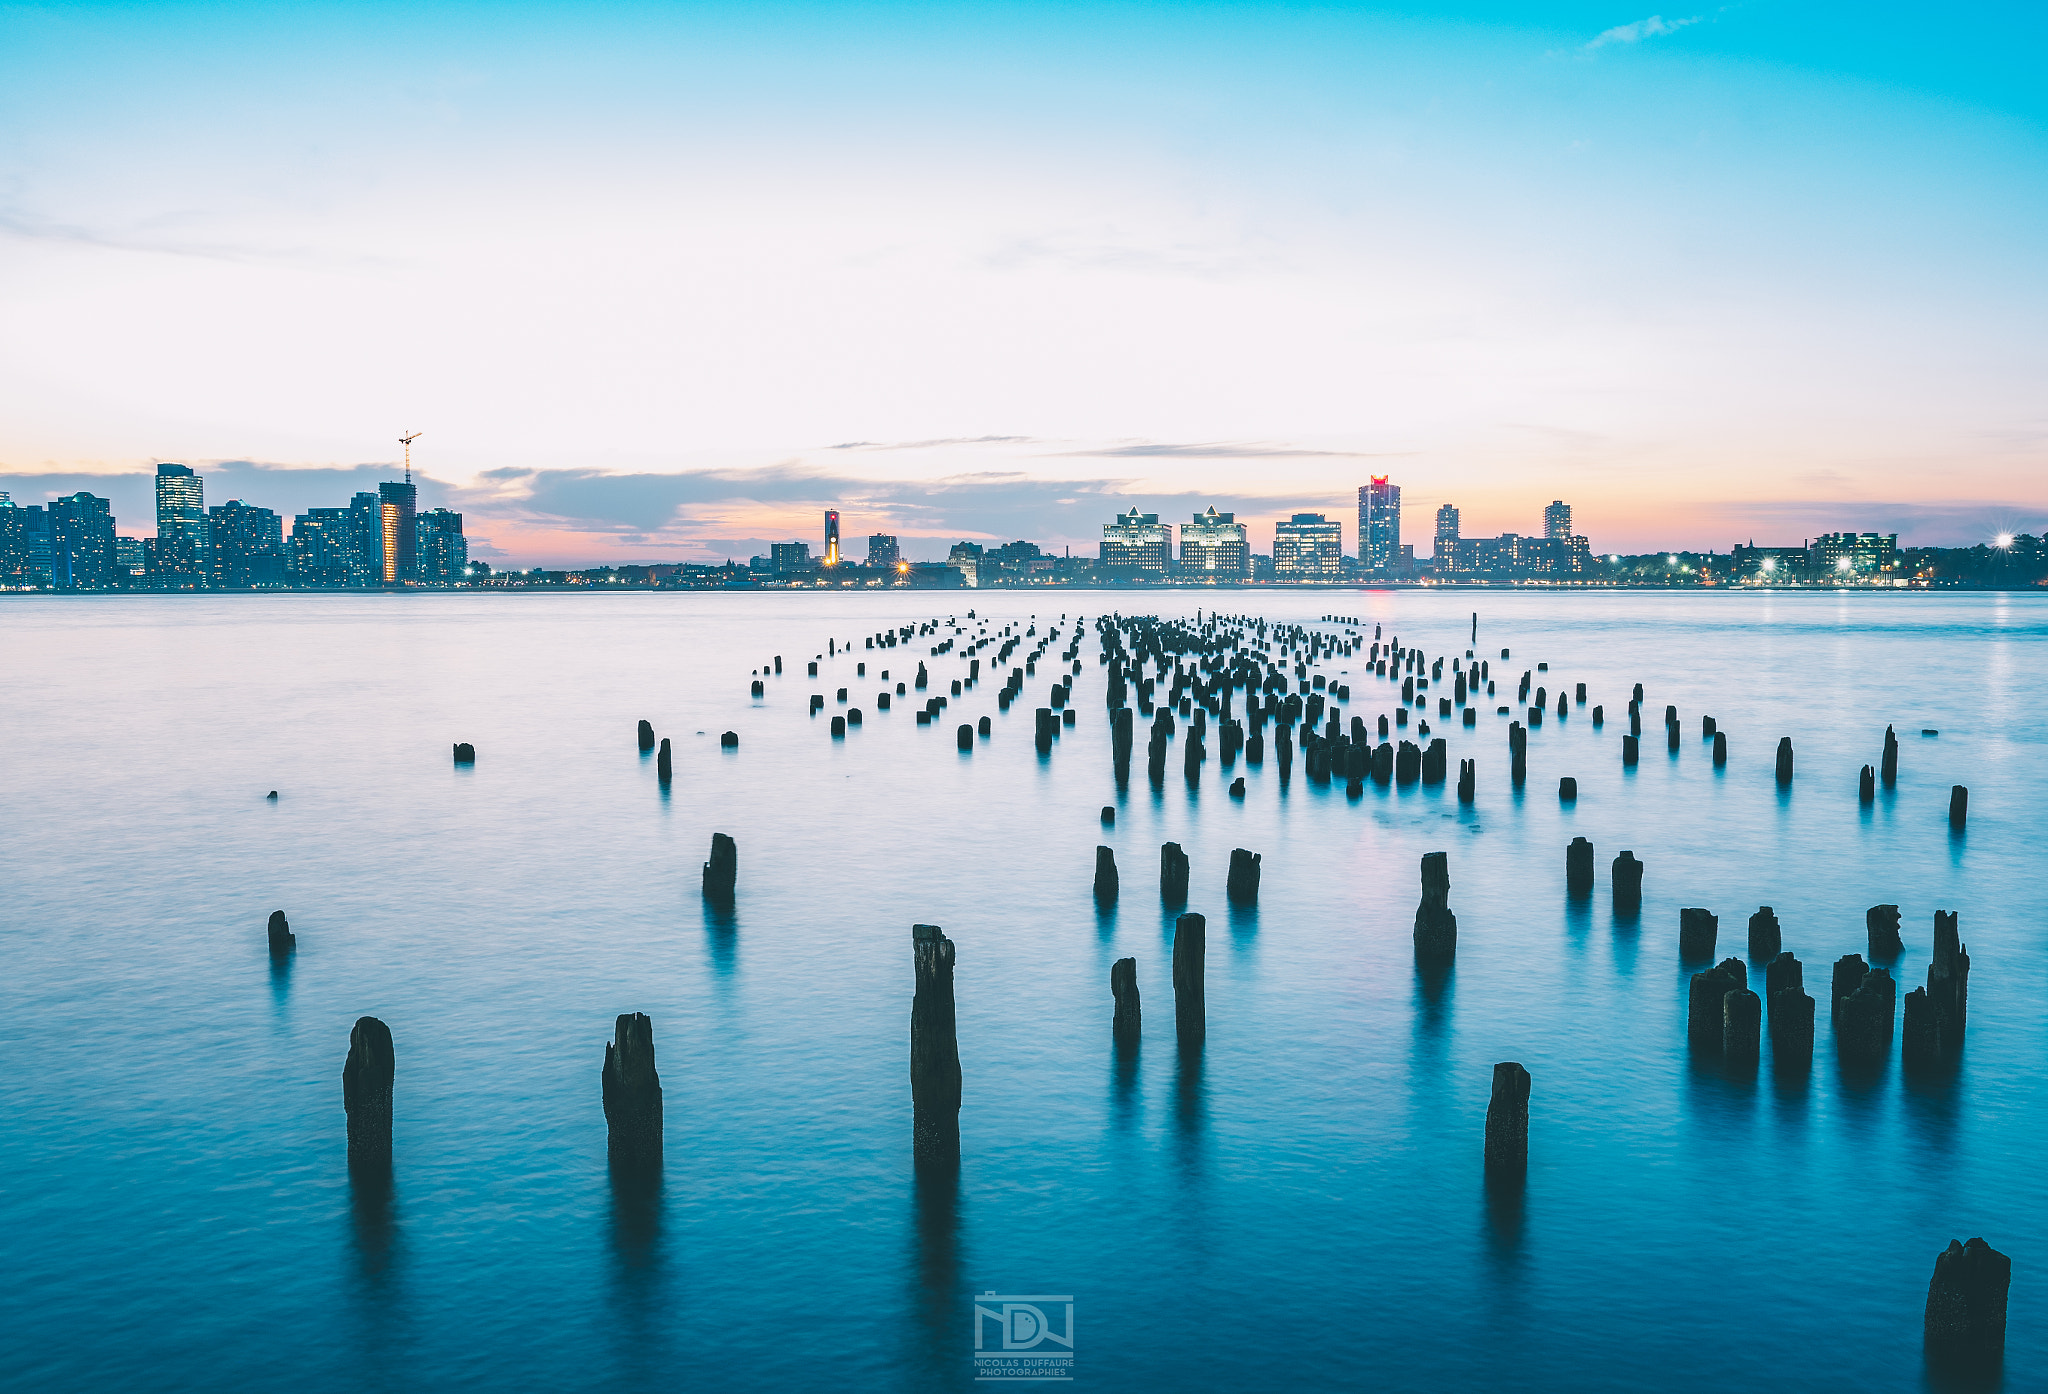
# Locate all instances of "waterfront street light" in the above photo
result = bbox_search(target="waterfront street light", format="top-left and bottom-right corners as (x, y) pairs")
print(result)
(1995, 532), (2014, 549)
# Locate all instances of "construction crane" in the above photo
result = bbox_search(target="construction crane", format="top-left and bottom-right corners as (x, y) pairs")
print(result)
(399, 431), (422, 484)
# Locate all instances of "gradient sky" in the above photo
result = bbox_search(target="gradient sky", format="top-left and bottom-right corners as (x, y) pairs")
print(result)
(3, 1), (2044, 565)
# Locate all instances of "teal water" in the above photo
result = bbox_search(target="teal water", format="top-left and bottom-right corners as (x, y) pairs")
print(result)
(0, 590), (2040, 1391)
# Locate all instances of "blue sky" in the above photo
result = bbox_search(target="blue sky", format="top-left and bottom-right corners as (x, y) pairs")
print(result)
(2, 2), (2043, 563)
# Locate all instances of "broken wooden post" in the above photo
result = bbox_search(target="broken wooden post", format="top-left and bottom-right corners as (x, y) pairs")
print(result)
(637, 719), (655, 752)
(1613, 851), (1643, 915)
(1747, 906), (1781, 961)
(1679, 907), (1719, 961)
(267, 910), (296, 957)
(910, 925), (961, 1169)
(1565, 837), (1593, 897)
(1225, 848), (1261, 904)
(343, 1016), (394, 1172)
(1924, 1239), (2010, 1368)
(702, 833), (737, 900)
(602, 1012), (662, 1172)
(1095, 846), (1120, 904)
(1160, 842), (1190, 904)
(657, 737), (673, 784)
(1173, 912), (1206, 1047)
(1483, 1062), (1530, 1178)
(1413, 851), (1457, 963)
(1111, 957), (1141, 1042)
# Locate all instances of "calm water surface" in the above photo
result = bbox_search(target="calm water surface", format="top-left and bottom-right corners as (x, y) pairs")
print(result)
(1, 590), (2042, 1392)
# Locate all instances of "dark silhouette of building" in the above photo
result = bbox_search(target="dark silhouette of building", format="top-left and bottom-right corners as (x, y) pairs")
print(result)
(823, 510), (842, 566)
(346, 493), (384, 586)
(416, 509), (468, 584)
(290, 508), (356, 586)
(209, 501), (286, 587)
(49, 492), (118, 590)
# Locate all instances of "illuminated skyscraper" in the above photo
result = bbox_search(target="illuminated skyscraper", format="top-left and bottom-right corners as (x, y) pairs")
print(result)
(823, 510), (842, 566)
(1360, 477), (1401, 570)
(1544, 501), (1572, 540)
(1100, 508), (1171, 573)
(1274, 513), (1341, 577)
(867, 533), (900, 569)
(154, 463), (209, 586)
(378, 480), (417, 583)
(1179, 506), (1249, 577)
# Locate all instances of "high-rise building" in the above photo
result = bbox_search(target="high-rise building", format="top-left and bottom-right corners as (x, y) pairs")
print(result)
(347, 493), (384, 586)
(1360, 477), (1401, 570)
(416, 509), (468, 584)
(378, 481), (418, 583)
(770, 541), (812, 575)
(1179, 506), (1249, 577)
(1274, 513), (1342, 577)
(823, 510), (842, 567)
(291, 508), (356, 586)
(867, 533), (901, 569)
(1544, 501), (1572, 540)
(1433, 505), (1461, 573)
(0, 493), (28, 586)
(1100, 508), (1171, 573)
(209, 501), (285, 587)
(48, 492), (117, 589)
(18, 504), (54, 586)
(154, 463), (209, 587)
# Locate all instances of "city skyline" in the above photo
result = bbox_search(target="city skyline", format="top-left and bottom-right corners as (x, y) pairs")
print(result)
(9, 459), (2036, 590)
(3, 5), (2045, 566)
(0, 452), (2038, 576)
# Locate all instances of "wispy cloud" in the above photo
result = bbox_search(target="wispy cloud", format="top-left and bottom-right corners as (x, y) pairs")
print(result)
(1056, 441), (1408, 460)
(829, 436), (1040, 451)
(1584, 14), (1699, 52)
(0, 206), (401, 270)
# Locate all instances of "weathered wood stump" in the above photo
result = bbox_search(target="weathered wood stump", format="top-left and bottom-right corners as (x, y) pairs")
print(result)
(1483, 1062), (1530, 1177)
(602, 1012), (663, 1172)
(910, 925), (961, 1169)
(1111, 957), (1141, 1042)
(1925, 1238), (2010, 1367)
(1173, 912), (1206, 1047)
(343, 1016), (395, 1172)
(1413, 852), (1457, 963)
(702, 833), (737, 900)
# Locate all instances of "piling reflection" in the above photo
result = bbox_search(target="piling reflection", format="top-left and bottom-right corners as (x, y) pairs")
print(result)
(703, 902), (738, 979)
(1481, 1172), (1526, 1275)
(608, 1168), (665, 1378)
(348, 1167), (397, 1284)
(905, 1168), (961, 1392)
